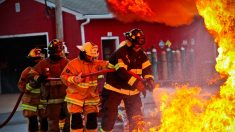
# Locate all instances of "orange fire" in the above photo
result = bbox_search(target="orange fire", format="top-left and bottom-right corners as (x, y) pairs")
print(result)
(106, 0), (235, 131)
(154, 0), (235, 132)
(195, 0), (235, 131)
(105, 0), (198, 26)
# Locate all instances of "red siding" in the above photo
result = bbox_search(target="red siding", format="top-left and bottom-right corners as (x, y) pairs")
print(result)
(0, 0), (214, 62)
(0, 0), (55, 37)
(84, 17), (214, 57)
(63, 13), (81, 58)
(0, 0), (81, 59)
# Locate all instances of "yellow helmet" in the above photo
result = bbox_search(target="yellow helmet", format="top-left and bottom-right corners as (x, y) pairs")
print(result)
(77, 42), (99, 57)
(28, 48), (42, 58)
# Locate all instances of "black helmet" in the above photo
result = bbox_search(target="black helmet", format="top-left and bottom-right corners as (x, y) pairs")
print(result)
(48, 39), (64, 55)
(124, 28), (145, 45)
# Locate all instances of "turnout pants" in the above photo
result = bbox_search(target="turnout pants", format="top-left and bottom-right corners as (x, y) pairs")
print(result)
(101, 89), (143, 131)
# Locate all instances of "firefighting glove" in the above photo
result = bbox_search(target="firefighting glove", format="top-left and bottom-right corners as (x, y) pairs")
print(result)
(145, 78), (155, 92)
(73, 72), (83, 84)
(37, 74), (48, 83)
(29, 79), (40, 88)
(136, 80), (145, 92)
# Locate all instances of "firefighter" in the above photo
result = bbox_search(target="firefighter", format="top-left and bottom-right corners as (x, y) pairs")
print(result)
(29, 39), (69, 132)
(61, 42), (107, 132)
(101, 28), (155, 131)
(18, 48), (48, 132)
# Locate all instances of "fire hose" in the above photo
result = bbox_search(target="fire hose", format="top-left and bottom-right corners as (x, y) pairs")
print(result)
(0, 92), (24, 128)
(47, 68), (153, 91)
(0, 69), (150, 128)
(0, 69), (115, 128)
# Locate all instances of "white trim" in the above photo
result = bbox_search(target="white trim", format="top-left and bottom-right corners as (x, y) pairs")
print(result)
(101, 36), (119, 48)
(0, 32), (48, 38)
(76, 14), (114, 20)
(80, 18), (90, 44)
(35, 0), (83, 18)
(101, 36), (119, 59)
(0, 32), (49, 46)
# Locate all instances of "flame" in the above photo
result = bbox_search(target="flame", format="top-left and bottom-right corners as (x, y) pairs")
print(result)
(153, 0), (235, 132)
(105, 0), (198, 26)
(195, 0), (235, 131)
(105, 0), (235, 131)
(152, 85), (208, 132)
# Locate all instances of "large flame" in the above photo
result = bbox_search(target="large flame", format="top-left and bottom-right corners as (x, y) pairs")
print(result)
(153, 0), (235, 132)
(153, 85), (207, 132)
(105, 0), (198, 26)
(196, 0), (235, 131)
(105, 0), (235, 131)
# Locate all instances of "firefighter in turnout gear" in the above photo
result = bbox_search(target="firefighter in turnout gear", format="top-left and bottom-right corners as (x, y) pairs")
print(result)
(29, 39), (69, 132)
(18, 48), (48, 132)
(61, 42), (107, 132)
(101, 28), (155, 131)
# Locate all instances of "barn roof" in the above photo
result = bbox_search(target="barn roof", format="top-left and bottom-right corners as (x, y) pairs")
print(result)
(35, 0), (113, 20)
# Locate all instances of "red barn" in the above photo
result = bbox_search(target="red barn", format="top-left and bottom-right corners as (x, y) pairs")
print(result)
(0, 0), (216, 93)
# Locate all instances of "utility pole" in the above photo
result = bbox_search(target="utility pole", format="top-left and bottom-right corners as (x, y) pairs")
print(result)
(55, 0), (63, 40)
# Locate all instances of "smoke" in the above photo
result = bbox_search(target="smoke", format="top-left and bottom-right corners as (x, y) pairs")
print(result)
(105, 0), (198, 26)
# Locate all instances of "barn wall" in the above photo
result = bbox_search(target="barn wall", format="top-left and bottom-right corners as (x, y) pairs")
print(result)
(0, 0), (81, 59)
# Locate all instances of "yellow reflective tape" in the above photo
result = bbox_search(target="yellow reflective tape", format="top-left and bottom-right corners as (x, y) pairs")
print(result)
(40, 99), (47, 104)
(100, 128), (113, 132)
(30, 88), (40, 94)
(114, 64), (120, 70)
(128, 76), (137, 86)
(142, 60), (151, 69)
(77, 83), (89, 88)
(38, 104), (45, 109)
(21, 104), (37, 111)
(26, 83), (33, 91)
(144, 75), (154, 79)
(65, 97), (99, 106)
(68, 76), (75, 83)
(65, 97), (84, 106)
(26, 83), (40, 93)
(108, 63), (115, 68)
(84, 99), (100, 105)
(130, 69), (142, 75)
(98, 75), (104, 78)
(104, 83), (139, 95)
(77, 81), (98, 88)
(118, 62), (127, 69)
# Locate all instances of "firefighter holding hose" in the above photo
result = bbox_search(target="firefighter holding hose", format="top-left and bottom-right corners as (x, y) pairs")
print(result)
(101, 28), (155, 132)
(60, 42), (108, 132)
(18, 48), (48, 132)
(29, 39), (69, 132)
